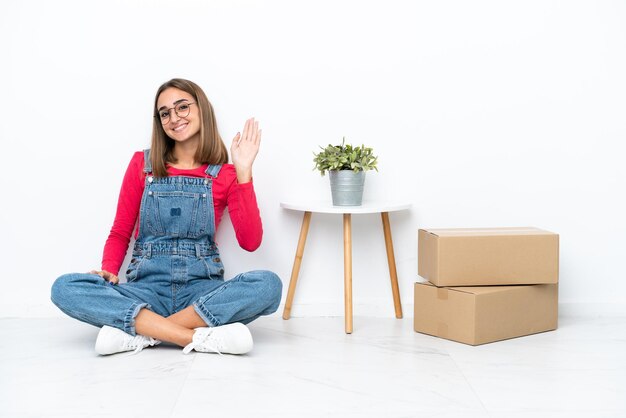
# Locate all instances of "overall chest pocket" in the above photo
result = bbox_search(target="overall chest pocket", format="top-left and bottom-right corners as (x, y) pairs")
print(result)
(144, 191), (209, 238)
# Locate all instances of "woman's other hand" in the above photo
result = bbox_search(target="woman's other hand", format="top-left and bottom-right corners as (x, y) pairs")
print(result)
(89, 270), (119, 285)
(231, 117), (261, 183)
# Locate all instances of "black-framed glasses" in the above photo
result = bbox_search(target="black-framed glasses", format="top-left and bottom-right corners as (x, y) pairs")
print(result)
(155, 102), (196, 124)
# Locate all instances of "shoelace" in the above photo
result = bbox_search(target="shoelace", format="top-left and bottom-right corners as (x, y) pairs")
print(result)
(125, 335), (158, 355)
(182, 330), (223, 355)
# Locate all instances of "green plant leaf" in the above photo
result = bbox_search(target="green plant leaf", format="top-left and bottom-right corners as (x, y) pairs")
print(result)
(313, 137), (378, 174)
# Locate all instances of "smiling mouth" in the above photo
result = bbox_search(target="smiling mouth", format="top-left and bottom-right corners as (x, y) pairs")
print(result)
(172, 123), (188, 132)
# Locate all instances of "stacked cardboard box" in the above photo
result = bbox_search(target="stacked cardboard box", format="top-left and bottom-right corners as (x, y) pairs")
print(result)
(414, 227), (559, 345)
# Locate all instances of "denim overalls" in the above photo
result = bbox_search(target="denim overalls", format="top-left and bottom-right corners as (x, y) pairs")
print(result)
(52, 150), (282, 336)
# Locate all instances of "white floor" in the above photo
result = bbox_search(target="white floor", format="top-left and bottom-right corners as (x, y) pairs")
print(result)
(1, 312), (625, 418)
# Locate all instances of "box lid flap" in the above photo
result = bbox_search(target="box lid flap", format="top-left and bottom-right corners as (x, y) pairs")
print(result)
(420, 227), (555, 237)
(417, 281), (533, 296)
(447, 285), (534, 295)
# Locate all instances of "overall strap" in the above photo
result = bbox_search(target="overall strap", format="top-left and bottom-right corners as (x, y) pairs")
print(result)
(143, 149), (152, 174)
(205, 164), (222, 178)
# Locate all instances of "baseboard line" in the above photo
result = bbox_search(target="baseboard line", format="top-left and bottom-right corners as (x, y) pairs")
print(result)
(3, 301), (626, 319)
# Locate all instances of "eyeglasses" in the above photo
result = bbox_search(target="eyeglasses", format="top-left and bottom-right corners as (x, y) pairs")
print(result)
(155, 102), (196, 124)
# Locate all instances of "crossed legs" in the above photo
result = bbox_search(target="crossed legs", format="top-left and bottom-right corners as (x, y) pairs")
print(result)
(135, 307), (204, 347)
(51, 270), (282, 348)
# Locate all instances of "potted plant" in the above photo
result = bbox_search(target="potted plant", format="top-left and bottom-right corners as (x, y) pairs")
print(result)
(313, 137), (378, 206)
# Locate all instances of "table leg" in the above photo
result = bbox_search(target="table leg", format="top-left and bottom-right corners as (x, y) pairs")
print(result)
(343, 213), (353, 334)
(283, 211), (312, 320)
(381, 212), (403, 318)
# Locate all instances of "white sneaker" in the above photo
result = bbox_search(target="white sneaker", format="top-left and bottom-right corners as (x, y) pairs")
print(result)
(95, 325), (160, 355)
(182, 323), (253, 355)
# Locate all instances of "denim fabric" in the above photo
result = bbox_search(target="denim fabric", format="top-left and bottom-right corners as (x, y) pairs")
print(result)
(51, 154), (282, 335)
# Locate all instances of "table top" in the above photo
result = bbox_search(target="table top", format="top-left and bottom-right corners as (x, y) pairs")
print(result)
(280, 200), (411, 214)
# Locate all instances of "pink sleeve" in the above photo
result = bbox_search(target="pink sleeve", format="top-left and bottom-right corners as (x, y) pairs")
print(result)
(101, 152), (145, 275)
(226, 177), (263, 252)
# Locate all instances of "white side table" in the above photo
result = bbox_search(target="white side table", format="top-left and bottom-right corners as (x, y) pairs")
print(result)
(280, 200), (411, 333)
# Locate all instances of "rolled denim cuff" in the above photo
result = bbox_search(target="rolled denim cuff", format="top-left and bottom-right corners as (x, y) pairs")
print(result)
(124, 302), (150, 336)
(193, 303), (220, 327)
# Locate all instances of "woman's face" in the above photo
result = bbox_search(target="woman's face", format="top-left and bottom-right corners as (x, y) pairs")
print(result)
(156, 87), (200, 144)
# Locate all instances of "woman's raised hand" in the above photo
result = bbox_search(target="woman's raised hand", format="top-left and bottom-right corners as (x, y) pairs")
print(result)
(231, 117), (261, 183)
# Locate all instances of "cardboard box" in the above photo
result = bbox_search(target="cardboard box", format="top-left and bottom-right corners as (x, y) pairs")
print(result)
(413, 282), (558, 345)
(418, 227), (559, 286)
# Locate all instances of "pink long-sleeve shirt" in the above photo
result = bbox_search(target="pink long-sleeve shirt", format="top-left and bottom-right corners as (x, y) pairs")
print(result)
(101, 151), (263, 275)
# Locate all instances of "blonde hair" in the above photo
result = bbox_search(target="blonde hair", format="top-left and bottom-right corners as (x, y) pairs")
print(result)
(150, 78), (228, 177)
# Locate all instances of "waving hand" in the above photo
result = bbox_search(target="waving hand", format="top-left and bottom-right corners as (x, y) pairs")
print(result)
(231, 117), (261, 183)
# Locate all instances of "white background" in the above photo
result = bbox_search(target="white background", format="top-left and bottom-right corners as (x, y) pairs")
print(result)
(1, 0), (624, 318)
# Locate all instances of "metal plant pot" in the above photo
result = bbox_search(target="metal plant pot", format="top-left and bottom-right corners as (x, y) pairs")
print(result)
(329, 170), (365, 206)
